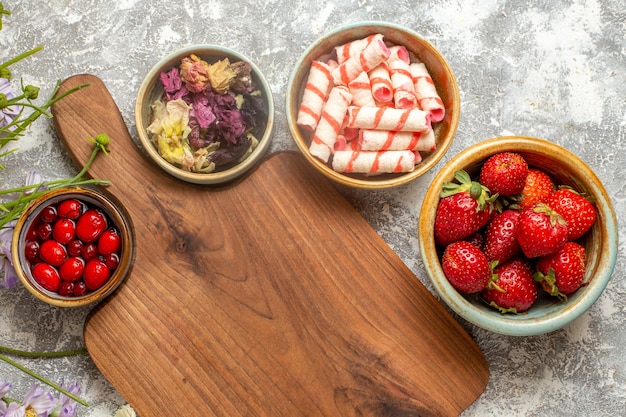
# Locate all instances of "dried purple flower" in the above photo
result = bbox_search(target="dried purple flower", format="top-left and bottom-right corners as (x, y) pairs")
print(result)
(210, 134), (251, 167)
(160, 67), (189, 101)
(216, 109), (246, 145)
(230, 61), (256, 94)
(240, 92), (266, 135)
(190, 93), (216, 129)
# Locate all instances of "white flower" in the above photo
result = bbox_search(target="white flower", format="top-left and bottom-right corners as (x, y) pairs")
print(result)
(113, 404), (137, 417)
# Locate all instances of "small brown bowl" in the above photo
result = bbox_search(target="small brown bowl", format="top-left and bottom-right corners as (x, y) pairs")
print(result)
(11, 187), (134, 307)
(286, 21), (459, 189)
(135, 45), (274, 185)
(418, 136), (618, 336)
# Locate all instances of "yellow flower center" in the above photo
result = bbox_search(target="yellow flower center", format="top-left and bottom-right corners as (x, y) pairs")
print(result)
(25, 406), (39, 417)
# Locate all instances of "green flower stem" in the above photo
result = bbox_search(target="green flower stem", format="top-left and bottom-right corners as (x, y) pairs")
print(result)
(2, 396), (18, 405)
(0, 345), (87, 358)
(0, 133), (111, 229)
(0, 352), (89, 407)
(5, 96), (50, 117)
(0, 46), (43, 71)
(3, 80), (91, 141)
(0, 177), (109, 198)
(0, 178), (110, 229)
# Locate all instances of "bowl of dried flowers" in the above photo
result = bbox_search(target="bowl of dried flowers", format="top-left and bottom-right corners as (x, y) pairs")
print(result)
(135, 45), (274, 185)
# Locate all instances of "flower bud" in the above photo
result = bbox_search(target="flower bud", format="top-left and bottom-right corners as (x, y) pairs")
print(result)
(24, 85), (39, 100)
(95, 133), (110, 147)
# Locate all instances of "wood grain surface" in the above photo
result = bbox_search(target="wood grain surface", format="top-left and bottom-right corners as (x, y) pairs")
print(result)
(51, 74), (489, 417)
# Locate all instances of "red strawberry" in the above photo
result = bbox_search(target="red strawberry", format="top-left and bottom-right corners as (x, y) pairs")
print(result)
(518, 168), (555, 209)
(482, 258), (538, 313)
(535, 242), (586, 300)
(516, 202), (568, 258)
(442, 241), (494, 293)
(479, 152), (528, 196)
(483, 209), (521, 264)
(434, 170), (494, 247)
(465, 232), (484, 249)
(546, 187), (597, 241)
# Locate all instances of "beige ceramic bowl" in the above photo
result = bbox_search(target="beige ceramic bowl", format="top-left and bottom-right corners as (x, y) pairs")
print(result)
(135, 45), (274, 185)
(286, 21), (459, 189)
(12, 187), (134, 308)
(418, 136), (618, 336)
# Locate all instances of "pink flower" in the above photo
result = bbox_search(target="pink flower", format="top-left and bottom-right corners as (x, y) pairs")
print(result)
(159, 67), (188, 101)
(179, 54), (211, 93)
(3, 383), (55, 417)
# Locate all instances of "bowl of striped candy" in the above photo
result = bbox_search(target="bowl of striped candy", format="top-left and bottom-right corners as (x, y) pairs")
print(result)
(286, 21), (459, 189)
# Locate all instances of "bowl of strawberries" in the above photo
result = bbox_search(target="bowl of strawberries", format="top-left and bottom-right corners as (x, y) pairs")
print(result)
(418, 136), (618, 336)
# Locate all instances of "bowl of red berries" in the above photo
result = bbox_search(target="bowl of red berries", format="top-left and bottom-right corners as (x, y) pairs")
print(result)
(11, 186), (134, 307)
(418, 136), (618, 336)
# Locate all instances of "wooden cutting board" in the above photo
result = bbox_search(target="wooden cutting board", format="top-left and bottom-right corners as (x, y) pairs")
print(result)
(51, 74), (489, 417)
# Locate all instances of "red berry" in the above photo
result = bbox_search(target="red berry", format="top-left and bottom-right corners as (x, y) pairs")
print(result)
(39, 240), (68, 266)
(24, 241), (40, 261)
(516, 203), (568, 258)
(83, 259), (111, 290)
(26, 225), (39, 241)
(482, 258), (538, 313)
(479, 152), (528, 196)
(31, 263), (61, 292)
(39, 206), (58, 223)
(76, 209), (108, 242)
(37, 222), (53, 240)
(57, 198), (83, 219)
(536, 242), (586, 299)
(465, 232), (484, 249)
(546, 188), (597, 241)
(81, 243), (98, 261)
(52, 218), (76, 245)
(59, 257), (85, 282)
(104, 253), (120, 270)
(58, 281), (75, 297)
(73, 281), (88, 296)
(97, 228), (121, 255)
(434, 170), (493, 247)
(67, 239), (83, 257)
(518, 169), (555, 209)
(483, 209), (521, 264)
(442, 241), (493, 293)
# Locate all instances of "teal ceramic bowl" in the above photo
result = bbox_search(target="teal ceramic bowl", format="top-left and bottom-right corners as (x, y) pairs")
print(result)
(286, 21), (459, 189)
(135, 45), (274, 185)
(418, 136), (618, 336)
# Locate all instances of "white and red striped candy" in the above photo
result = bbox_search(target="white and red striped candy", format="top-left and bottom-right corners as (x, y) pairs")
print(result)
(410, 62), (445, 122)
(309, 86), (352, 163)
(332, 149), (419, 174)
(346, 106), (431, 132)
(359, 129), (436, 152)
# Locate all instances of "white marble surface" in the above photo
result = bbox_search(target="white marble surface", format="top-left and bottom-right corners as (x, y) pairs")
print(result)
(1, 0), (624, 416)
